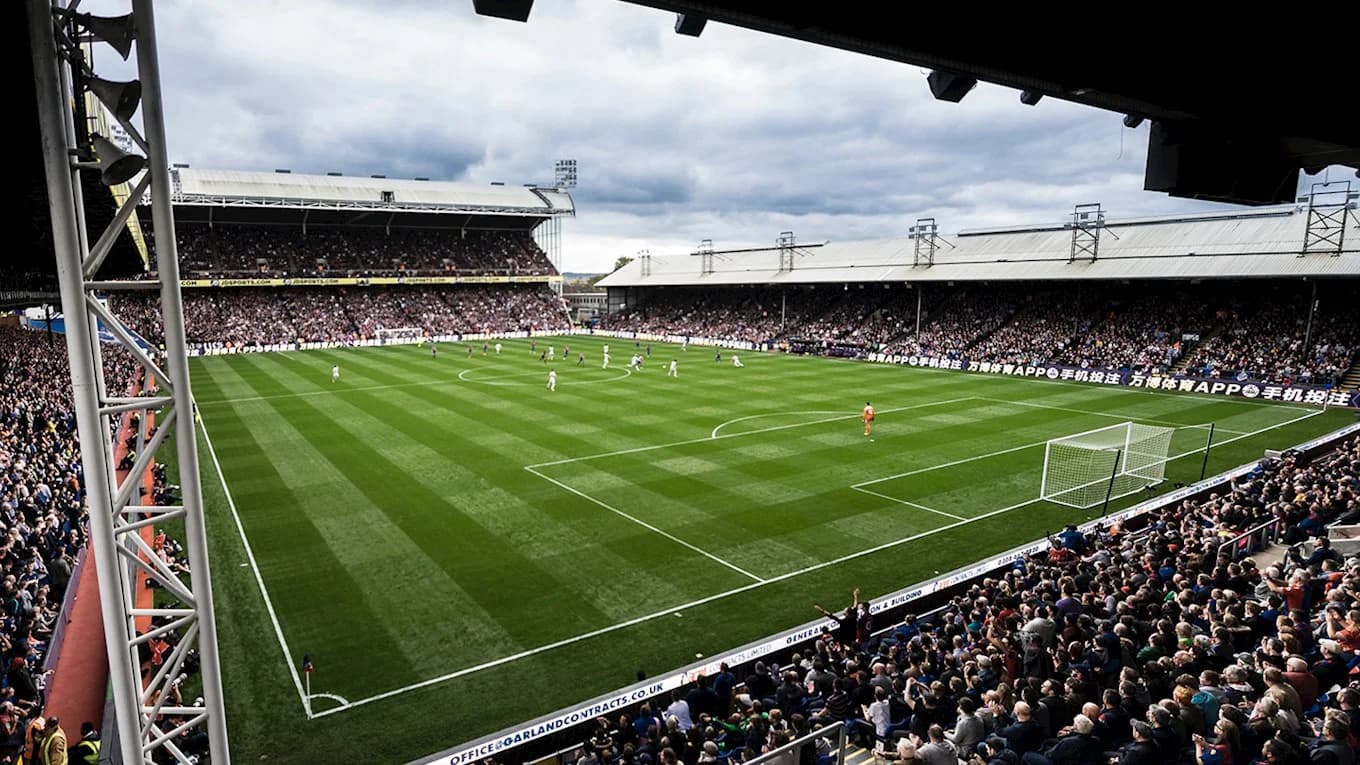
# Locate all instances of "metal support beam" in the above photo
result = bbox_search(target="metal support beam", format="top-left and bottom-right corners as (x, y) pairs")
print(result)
(1069, 202), (1106, 263)
(777, 231), (796, 271)
(27, 1), (231, 762)
(911, 217), (938, 267)
(698, 238), (714, 276)
(1300, 180), (1355, 256)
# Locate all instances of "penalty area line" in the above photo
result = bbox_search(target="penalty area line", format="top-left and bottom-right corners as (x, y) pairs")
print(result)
(710, 411), (847, 439)
(308, 492), (1046, 720)
(525, 467), (765, 583)
(851, 487), (966, 521)
(528, 396), (981, 470)
(303, 390), (1330, 718)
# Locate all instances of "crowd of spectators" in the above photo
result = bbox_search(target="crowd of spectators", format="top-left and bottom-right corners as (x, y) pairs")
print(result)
(968, 293), (1089, 368)
(577, 435), (1360, 765)
(1053, 294), (1215, 375)
(606, 288), (801, 345)
(1184, 303), (1359, 387)
(154, 224), (557, 277)
(604, 284), (1359, 387)
(0, 328), (128, 763)
(118, 285), (570, 350)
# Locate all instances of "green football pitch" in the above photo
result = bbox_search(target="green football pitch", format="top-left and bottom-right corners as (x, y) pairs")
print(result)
(185, 336), (1351, 763)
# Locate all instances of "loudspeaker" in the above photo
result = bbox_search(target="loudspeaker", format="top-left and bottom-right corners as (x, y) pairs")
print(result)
(91, 134), (146, 186)
(76, 13), (136, 60)
(87, 76), (141, 121)
(674, 13), (707, 36)
(927, 71), (977, 103)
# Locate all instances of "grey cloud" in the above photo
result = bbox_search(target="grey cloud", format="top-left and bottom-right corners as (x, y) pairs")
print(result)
(82, 0), (1270, 272)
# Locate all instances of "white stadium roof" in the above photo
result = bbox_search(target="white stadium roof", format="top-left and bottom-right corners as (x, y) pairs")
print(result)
(167, 167), (575, 216)
(598, 205), (1360, 287)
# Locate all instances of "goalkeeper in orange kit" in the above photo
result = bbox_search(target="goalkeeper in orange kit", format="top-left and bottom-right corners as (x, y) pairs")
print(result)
(862, 401), (875, 436)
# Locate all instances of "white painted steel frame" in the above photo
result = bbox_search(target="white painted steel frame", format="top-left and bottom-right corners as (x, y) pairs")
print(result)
(26, 0), (230, 762)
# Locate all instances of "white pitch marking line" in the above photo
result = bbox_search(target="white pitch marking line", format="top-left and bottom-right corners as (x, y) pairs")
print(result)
(528, 396), (981, 470)
(457, 367), (633, 386)
(197, 376), (466, 406)
(199, 415), (314, 718)
(310, 493), (1040, 720)
(853, 439), (1045, 489)
(851, 487), (966, 521)
(711, 411), (847, 439)
(303, 396), (1328, 717)
(308, 692), (352, 707)
(525, 466), (765, 583)
(851, 407), (1282, 490)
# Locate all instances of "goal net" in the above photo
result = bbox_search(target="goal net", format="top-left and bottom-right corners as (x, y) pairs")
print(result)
(375, 327), (425, 345)
(1040, 422), (1175, 509)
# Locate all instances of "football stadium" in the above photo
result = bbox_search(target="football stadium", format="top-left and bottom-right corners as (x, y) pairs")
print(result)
(11, 3), (1360, 765)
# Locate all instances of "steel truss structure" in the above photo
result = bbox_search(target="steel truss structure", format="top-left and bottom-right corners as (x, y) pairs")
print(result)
(910, 217), (939, 267)
(27, 1), (230, 763)
(777, 231), (796, 271)
(1301, 180), (1356, 257)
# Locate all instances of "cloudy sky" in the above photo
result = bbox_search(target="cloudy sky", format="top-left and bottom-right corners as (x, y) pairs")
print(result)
(88, 0), (1344, 273)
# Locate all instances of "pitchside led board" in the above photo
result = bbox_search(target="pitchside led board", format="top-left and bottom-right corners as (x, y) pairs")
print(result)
(864, 352), (1360, 409)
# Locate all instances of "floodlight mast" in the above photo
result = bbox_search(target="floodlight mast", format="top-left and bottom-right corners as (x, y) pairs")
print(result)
(26, 1), (230, 763)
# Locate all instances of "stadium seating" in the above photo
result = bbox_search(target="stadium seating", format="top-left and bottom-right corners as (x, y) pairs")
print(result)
(118, 285), (570, 350)
(0, 328), (147, 761)
(151, 224), (557, 277)
(605, 283), (1360, 387)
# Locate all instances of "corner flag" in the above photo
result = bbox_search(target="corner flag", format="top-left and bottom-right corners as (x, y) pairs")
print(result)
(302, 655), (314, 674)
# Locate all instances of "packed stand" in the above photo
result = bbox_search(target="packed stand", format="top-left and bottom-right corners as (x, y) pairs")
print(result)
(1053, 293), (1215, 374)
(605, 288), (811, 345)
(880, 289), (1017, 360)
(578, 434), (1360, 765)
(119, 285), (570, 350)
(968, 292), (1092, 368)
(0, 328), (147, 763)
(1184, 301), (1360, 387)
(153, 224), (557, 277)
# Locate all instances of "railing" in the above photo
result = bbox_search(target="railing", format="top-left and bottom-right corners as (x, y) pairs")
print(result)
(542, 721), (848, 765)
(1217, 517), (1283, 562)
(750, 721), (848, 765)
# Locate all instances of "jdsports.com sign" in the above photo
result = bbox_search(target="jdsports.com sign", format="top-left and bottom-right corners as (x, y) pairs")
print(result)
(863, 353), (1359, 409)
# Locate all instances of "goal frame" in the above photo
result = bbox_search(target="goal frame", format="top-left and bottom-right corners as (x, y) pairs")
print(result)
(1040, 421), (1174, 509)
(375, 326), (426, 345)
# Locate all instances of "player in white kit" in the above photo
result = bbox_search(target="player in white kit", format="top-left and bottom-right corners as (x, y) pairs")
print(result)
(602, 352), (611, 369)
(547, 369), (557, 391)
(331, 365), (340, 383)
(732, 355), (744, 368)
(667, 359), (678, 377)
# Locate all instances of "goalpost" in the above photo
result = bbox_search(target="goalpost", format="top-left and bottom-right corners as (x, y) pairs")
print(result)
(1040, 421), (1176, 509)
(375, 327), (425, 346)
